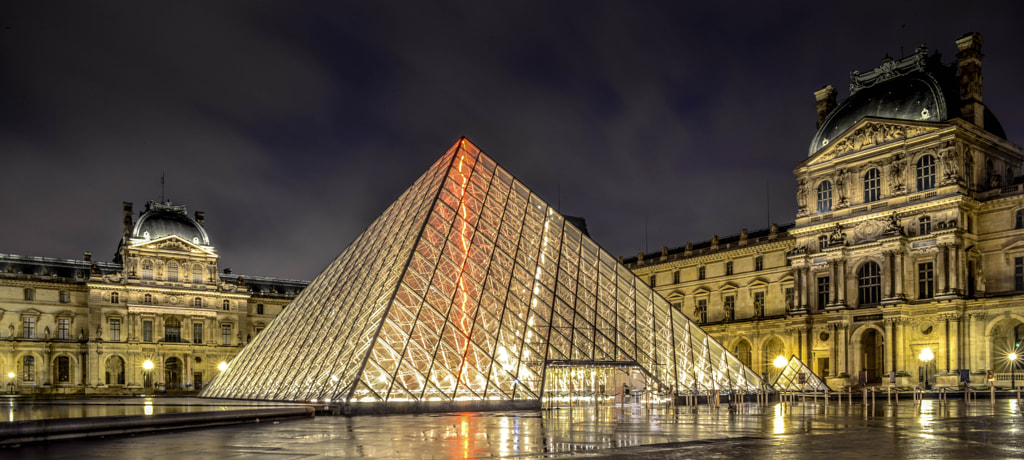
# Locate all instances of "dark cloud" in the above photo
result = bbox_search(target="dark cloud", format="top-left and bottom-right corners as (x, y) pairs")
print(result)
(1, 1), (1021, 280)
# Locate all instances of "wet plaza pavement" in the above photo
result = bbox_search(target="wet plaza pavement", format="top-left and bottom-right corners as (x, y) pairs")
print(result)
(4, 397), (1024, 459)
(0, 396), (301, 422)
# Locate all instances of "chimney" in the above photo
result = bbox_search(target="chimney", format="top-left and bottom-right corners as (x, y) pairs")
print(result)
(83, 252), (92, 262)
(195, 211), (205, 227)
(814, 85), (837, 129)
(956, 32), (984, 128)
(122, 202), (133, 236)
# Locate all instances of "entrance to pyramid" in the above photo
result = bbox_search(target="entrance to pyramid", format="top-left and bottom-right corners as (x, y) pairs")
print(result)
(542, 361), (660, 408)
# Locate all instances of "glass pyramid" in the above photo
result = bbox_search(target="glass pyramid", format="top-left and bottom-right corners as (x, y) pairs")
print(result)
(772, 356), (830, 392)
(202, 139), (763, 406)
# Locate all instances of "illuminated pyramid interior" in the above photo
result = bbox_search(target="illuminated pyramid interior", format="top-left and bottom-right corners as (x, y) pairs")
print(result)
(772, 356), (830, 392)
(202, 139), (762, 407)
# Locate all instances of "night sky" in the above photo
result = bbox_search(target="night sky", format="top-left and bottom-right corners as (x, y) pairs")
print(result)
(2, 2), (1022, 281)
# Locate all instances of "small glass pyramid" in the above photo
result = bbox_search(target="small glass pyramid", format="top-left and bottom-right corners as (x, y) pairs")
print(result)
(771, 355), (830, 392)
(202, 139), (763, 406)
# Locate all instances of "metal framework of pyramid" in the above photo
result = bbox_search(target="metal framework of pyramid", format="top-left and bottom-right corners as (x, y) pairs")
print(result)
(772, 356), (830, 392)
(202, 139), (762, 406)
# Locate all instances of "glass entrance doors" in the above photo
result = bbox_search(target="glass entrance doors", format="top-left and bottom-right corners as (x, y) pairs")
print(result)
(542, 363), (650, 409)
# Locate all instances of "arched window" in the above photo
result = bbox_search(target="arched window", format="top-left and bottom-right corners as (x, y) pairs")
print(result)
(193, 297), (202, 307)
(222, 300), (230, 311)
(919, 216), (931, 235)
(863, 168), (881, 202)
(763, 337), (784, 374)
(916, 155), (935, 191)
(735, 340), (753, 368)
(22, 356), (35, 381)
(144, 294), (152, 305)
(56, 356), (70, 383)
(167, 262), (178, 282)
(141, 260), (153, 280)
(857, 262), (882, 306)
(817, 181), (833, 213)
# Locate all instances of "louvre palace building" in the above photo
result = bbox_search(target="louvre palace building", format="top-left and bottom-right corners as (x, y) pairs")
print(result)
(626, 32), (1024, 390)
(0, 200), (307, 395)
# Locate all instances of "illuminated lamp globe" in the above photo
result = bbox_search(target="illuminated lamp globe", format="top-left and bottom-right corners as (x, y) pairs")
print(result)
(6, 372), (13, 379)
(142, 360), (154, 371)
(773, 356), (788, 369)
(1010, 352), (1018, 362)
(218, 361), (228, 372)
(919, 347), (934, 362)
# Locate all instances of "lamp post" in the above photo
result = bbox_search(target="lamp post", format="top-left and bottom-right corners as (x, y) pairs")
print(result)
(142, 359), (154, 391)
(919, 348), (934, 390)
(6, 371), (14, 395)
(1009, 352), (1018, 390)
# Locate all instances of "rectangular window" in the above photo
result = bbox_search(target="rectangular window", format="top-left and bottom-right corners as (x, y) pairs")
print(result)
(222, 324), (232, 345)
(111, 292), (119, 304)
(59, 290), (70, 303)
(724, 295), (735, 321)
(698, 266), (706, 280)
(143, 320), (153, 342)
(919, 262), (935, 299)
(725, 261), (734, 275)
(23, 317), (35, 339)
(57, 318), (70, 340)
(784, 287), (795, 309)
(165, 324), (181, 342)
(649, 274), (656, 287)
(193, 267), (203, 284)
(755, 256), (764, 271)
(919, 217), (931, 235)
(1016, 257), (1024, 291)
(672, 270), (680, 284)
(109, 319), (121, 341)
(57, 357), (70, 383)
(257, 304), (264, 315)
(754, 291), (765, 317)
(817, 275), (830, 308)
(697, 299), (707, 324)
(193, 322), (203, 344)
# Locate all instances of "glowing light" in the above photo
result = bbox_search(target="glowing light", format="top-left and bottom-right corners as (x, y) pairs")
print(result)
(919, 347), (934, 362)
(217, 361), (228, 372)
(142, 360), (154, 370)
(6, 372), (13, 379)
(144, 401), (153, 416)
(773, 356), (788, 369)
(1010, 352), (1019, 362)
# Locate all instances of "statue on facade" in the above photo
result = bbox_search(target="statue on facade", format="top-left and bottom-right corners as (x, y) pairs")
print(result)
(884, 211), (903, 235)
(938, 140), (960, 182)
(835, 169), (850, 208)
(796, 178), (808, 214)
(828, 223), (846, 245)
(977, 268), (986, 292)
(888, 153), (905, 193)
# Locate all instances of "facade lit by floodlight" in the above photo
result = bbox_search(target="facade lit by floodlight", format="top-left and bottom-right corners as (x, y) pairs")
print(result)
(201, 139), (762, 411)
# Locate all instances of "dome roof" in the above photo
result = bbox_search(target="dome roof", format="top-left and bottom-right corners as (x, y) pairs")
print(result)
(808, 45), (1007, 157)
(809, 73), (947, 156)
(132, 201), (210, 246)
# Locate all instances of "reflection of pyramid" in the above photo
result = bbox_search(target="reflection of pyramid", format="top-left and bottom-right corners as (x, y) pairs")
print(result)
(772, 356), (830, 392)
(202, 139), (762, 408)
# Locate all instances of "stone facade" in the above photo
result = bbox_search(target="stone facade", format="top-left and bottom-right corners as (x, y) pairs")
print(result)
(0, 201), (307, 395)
(626, 33), (1024, 390)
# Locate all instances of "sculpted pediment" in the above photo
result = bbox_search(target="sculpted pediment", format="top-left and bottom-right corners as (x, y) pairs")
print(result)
(807, 119), (942, 166)
(133, 235), (212, 254)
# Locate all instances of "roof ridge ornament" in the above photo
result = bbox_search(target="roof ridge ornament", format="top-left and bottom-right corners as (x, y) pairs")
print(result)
(850, 44), (929, 94)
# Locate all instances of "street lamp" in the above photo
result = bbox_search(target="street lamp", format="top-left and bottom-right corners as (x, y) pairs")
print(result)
(919, 347), (934, 390)
(1008, 352), (1018, 389)
(6, 371), (14, 395)
(217, 361), (228, 372)
(142, 359), (154, 390)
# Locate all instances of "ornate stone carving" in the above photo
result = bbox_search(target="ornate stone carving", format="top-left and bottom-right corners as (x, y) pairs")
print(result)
(937, 140), (961, 184)
(828, 223), (846, 246)
(796, 178), (809, 216)
(850, 45), (929, 93)
(888, 152), (907, 194)
(883, 211), (904, 236)
(850, 218), (886, 244)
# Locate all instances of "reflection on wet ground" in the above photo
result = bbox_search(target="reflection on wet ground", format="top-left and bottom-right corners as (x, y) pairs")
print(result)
(0, 396), (299, 422)
(6, 398), (1024, 459)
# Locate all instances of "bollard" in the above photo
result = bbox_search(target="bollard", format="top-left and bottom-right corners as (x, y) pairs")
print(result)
(863, 387), (868, 405)
(848, 389), (853, 405)
(991, 385), (996, 406)
(887, 387), (891, 404)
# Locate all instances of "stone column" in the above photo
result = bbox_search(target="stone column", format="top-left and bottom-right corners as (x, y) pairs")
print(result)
(839, 323), (849, 377)
(948, 313), (960, 371)
(797, 328), (805, 361)
(884, 319), (894, 374)
(882, 251), (893, 299)
(896, 319), (907, 372)
(894, 251), (905, 298)
(837, 260), (847, 305)
(796, 268), (806, 309)
(937, 245), (949, 294)
(830, 324), (838, 377)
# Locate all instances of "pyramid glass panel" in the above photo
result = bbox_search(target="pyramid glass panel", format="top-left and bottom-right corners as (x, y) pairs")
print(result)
(772, 355), (831, 392)
(202, 139), (763, 408)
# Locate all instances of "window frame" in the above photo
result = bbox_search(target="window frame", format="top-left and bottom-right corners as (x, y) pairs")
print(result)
(918, 261), (934, 299)
(863, 168), (881, 203)
(857, 262), (882, 306)
(817, 180), (833, 214)
(916, 154), (936, 191)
